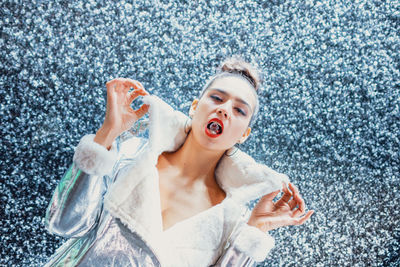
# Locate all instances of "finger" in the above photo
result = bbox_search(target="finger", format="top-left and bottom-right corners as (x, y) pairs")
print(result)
(124, 79), (145, 91)
(106, 79), (127, 108)
(298, 195), (305, 213)
(106, 78), (120, 88)
(134, 104), (150, 119)
(279, 183), (292, 203)
(292, 208), (304, 218)
(128, 89), (147, 103)
(134, 80), (145, 91)
(282, 182), (292, 195)
(289, 183), (301, 202)
(293, 197), (307, 218)
(288, 199), (298, 210)
(295, 210), (314, 225)
(288, 183), (299, 196)
(124, 78), (141, 87)
(114, 79), (128, 93)
(292, 192), (305, 214)
(289, 183), (305, 212)
(120, 80), (138, 95)
(126, 81), (149, 97)
(136, 88), (149, 96)
(107, 77), (127, 88)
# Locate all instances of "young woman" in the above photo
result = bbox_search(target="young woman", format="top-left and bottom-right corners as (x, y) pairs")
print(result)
(45, 56), (314, 266)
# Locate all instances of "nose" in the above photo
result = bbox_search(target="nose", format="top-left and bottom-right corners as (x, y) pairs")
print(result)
(216, 104), (230, 120)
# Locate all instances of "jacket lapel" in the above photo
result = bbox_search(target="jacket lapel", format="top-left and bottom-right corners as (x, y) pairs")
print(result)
(103, 94), (289, 265)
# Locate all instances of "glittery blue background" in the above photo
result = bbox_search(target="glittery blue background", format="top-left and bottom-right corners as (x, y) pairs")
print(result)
(1, 0), (399, 266)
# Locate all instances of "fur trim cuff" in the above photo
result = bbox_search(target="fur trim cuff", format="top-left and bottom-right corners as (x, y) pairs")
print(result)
(230, 222), (275, 262)
(72, 134), (118, 176)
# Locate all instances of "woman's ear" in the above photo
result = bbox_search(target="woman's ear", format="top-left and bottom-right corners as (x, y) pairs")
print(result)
(189, 99), (199, 117)
(239, 127), (251, 144)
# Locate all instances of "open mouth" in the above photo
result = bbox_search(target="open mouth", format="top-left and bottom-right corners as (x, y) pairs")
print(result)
(205, 118), (224, 138)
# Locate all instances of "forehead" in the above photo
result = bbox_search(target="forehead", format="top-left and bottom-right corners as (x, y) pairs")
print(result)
(206, 75), (257, 108)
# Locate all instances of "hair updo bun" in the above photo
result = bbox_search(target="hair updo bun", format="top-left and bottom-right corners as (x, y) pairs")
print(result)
(217, 55), (262, 91)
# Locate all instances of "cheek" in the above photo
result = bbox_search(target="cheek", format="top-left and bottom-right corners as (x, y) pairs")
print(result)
(193, 102), (215, 125)
(191, 113), (207, 135)
(235, 117), (248, 128)
(231, 121), (248, 138)
(195, 100), (210, 115)
(225, 125), (245, 145)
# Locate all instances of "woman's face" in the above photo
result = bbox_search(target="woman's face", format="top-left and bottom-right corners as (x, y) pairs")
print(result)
(190, 75), (257, 152)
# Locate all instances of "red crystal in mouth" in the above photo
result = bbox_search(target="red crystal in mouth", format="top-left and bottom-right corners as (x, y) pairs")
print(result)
(205, 118), (224, 138)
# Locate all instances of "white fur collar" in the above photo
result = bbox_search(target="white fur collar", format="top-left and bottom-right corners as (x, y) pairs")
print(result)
(100, 94), (289, 265)
(140, 94), (289, 205)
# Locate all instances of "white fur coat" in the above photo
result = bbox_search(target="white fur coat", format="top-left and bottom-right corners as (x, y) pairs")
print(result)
(73, 95), (290, 266)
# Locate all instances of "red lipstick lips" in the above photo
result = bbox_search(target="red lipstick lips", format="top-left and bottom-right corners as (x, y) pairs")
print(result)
(205, 118), (224, 138)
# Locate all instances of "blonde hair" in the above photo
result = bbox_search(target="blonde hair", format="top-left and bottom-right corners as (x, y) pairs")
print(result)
(198, 55), (262, 127)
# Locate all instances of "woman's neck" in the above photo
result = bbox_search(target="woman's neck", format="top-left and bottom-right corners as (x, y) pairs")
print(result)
(162, 131), (225, 188)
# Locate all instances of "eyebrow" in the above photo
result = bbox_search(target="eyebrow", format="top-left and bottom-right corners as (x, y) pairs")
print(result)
(208, 88), (253, 113)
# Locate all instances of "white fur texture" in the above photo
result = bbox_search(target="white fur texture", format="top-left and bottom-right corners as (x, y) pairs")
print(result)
(215, 149), (290, 204)
(230, 222), (275, 262)
(72, 134), (118, 176)
(141, 94), (188, 155)
(90, 94), (290, 266)
(140, 95), (290, 204)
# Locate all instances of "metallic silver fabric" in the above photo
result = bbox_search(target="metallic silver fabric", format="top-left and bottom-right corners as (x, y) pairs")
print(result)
(45, 157), (161, 266)
(212, 244), (256, 267)
(45, 211), (161, 266)
(45, 130), (256, 266)
(45, 164), (107, 238)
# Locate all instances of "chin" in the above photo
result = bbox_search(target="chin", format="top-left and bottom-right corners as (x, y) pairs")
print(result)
(192, 126), (232, 152)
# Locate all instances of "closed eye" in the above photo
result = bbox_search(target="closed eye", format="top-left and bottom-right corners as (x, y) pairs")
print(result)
(235, 107), (246, 116)
(211, 95), (223, 102)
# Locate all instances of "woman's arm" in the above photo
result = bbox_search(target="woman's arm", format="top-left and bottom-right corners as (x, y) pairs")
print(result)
(213, 183), (314, 266)
(45, 134), (119, 238)
(213, 245), (255, 267)
(212, 219), (274, 267)
(45, 78), (150, 238)
(212, 224), (259, 267)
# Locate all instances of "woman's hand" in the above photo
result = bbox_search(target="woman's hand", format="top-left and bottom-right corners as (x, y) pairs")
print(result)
(247, 182), (314, 233)
(94, 78), (150, 149)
